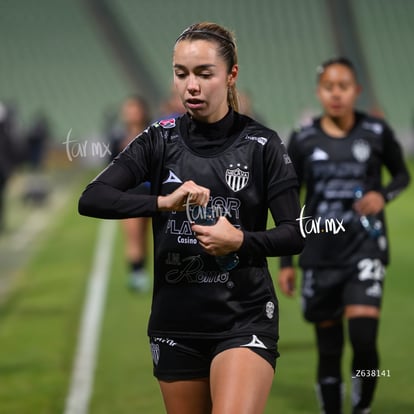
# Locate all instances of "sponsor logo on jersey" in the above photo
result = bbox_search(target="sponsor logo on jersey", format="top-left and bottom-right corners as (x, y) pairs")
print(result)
(240, 335), (268, 349)
(283, 153), (292, 164)
(225, 164), (249, 192)
(165, 255), (230, 284)
(310, 147), (329, 161)
(162, 170), (183, 184)
(362, 121), (383, 135)
(244, 135), (268, 145)
(165, 252), (182, 266)
(352, 139), (371, 162)
(158, 118), (176, 129)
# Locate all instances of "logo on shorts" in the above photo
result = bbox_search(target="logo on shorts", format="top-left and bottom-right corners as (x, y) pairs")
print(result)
(302, 269), (315, 297)
(265, 301), (275, 319)
(240, 335), (267, 349)
(150, 342), (160, 365)
(365, 282), (382, 298)
(225, 164), (249, 192)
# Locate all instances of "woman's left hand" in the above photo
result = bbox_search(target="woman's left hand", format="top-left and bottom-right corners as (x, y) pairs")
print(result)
(353, 191), (385, 216)
(192, 216), (244, 256)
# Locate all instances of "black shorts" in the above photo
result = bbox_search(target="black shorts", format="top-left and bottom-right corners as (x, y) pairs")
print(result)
(301, 258), (385, 323)
(149, 334), (279, 381)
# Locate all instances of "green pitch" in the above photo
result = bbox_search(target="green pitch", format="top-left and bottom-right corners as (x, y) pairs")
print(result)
(0, 162), (413, 413)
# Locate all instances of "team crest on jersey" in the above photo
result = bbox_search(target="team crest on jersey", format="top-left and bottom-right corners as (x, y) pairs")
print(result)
(225, 164), (249, 192)
(352, 139), (371, 162)
(158, 118), (176, 129)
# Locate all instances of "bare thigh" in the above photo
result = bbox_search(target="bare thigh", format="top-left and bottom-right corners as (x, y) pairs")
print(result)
(345, 304), (380, 319)
(158, 378), (212, 414)
(210, 348), (274, 414)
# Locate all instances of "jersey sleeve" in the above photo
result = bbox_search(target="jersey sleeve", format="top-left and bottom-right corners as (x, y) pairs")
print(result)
(280, 130), (305, 268)
(380, 122), (411, 202)
(286, 130), (305, 186)
(238, 131), (304, 258)
(78, 128), (159, 219)
(238, 188), (304, 258)
(264, 132), (299, 201)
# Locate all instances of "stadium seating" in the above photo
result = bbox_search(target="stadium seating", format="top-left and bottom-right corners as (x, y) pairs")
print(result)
(1, 0), (412, 150)
(350, 0), (414, 148)
(0, 0), (131, 141)
(111, 0), (336, 136)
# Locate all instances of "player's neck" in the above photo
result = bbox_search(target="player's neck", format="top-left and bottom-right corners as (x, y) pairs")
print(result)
(321, 112), (355, 138)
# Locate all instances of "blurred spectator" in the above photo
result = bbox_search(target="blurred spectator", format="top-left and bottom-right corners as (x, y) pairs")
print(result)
(0, 102), (18, 232)
(25, 112), (50, 171)
(22, 113), (51, 205)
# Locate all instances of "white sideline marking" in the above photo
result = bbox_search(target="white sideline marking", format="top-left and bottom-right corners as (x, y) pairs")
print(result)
(63, 219), (117, 414)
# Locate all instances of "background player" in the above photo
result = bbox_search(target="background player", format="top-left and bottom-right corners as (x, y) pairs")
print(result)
(79, 22), (304, 414)
(278, 57), (410, 414)
(107, 95), (152, 291)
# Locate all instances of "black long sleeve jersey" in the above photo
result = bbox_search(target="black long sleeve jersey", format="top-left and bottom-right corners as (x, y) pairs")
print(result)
(281, 112), (410, 270)
(79, 110), (304, 339)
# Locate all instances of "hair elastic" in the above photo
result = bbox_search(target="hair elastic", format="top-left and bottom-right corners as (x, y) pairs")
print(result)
(176, 29), (235, 48)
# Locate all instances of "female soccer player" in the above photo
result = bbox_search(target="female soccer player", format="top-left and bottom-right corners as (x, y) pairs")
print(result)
(79, 22), (304, 414)
(278, 57), (410, 414)
(109, 95), (152, 291)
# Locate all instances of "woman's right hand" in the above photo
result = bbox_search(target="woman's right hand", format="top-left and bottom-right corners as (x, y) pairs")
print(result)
(278, 267), (296, 297)
(157, 180), (210, 212)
